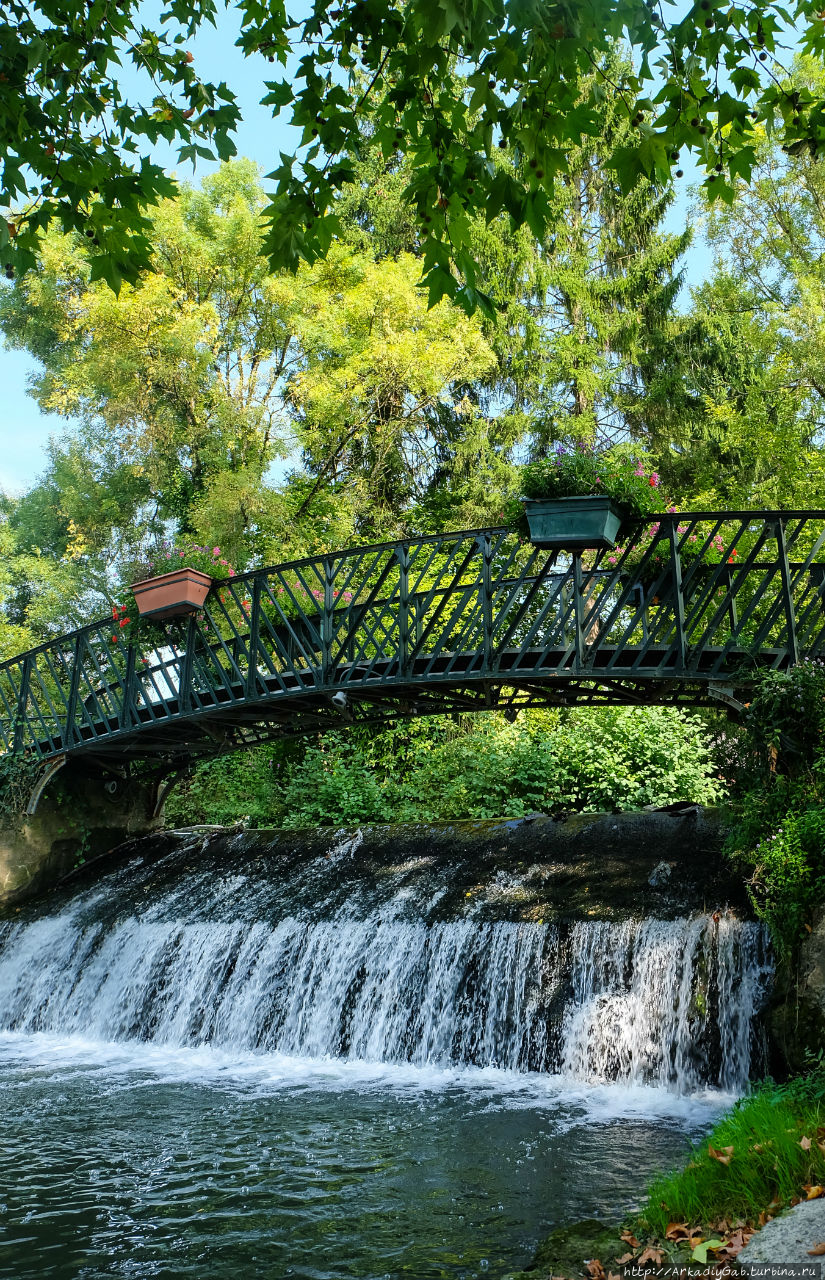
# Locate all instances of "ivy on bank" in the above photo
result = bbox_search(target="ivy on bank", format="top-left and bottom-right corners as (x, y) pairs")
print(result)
(0, 753), (41, 829)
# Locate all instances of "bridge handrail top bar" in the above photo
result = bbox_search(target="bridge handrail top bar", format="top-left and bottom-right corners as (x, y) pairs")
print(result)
(3, 509), (825, 673)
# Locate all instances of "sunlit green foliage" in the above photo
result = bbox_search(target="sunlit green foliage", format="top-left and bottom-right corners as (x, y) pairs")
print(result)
(4, 1), (825, 305)
(165, 707), (722, 829)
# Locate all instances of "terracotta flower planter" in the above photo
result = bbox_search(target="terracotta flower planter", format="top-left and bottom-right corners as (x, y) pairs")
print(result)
(524, 496), (626, 550)
(131, 567), (213, 620)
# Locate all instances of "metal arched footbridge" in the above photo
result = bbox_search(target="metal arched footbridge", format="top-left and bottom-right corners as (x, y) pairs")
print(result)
(3, 511), (825, 775)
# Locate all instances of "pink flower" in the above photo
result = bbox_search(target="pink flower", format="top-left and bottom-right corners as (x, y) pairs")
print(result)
(228, 569), (235, 576)
(179, 550), (185, 557)
(213, 546), (220, 555)
(649, 473), (659, 487)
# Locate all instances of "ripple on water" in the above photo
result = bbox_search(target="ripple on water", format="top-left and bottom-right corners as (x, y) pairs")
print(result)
(0, 1033), (728, 1280)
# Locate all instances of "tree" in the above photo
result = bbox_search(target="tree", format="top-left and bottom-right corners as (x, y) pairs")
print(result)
(3, 0), (825, 305)
(282, 244), (497, 539)
(1, 160), (296, 575)
(335, 56), (691, 461)
(637, 57), (825, 508)
(0, 160), (497, 630)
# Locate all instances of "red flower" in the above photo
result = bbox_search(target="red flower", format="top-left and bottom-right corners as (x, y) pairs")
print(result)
(119, 618), (130, 627)
(111, 634), (118, 642)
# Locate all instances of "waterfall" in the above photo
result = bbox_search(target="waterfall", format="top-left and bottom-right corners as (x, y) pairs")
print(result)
(0, 831), (772, 1092)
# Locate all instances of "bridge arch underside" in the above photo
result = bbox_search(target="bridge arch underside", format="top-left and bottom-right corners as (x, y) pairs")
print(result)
(5, 510), (824, 774)
(34, 656), (763, 772)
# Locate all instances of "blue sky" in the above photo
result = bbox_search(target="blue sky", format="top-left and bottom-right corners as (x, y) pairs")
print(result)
(0, 6), (717, 495)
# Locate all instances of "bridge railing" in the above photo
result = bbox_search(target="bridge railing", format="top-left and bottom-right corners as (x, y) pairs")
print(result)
(3, 511), (825, 760)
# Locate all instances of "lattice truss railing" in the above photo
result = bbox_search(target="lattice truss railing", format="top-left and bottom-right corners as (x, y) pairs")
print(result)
(3, 512), (825, 760)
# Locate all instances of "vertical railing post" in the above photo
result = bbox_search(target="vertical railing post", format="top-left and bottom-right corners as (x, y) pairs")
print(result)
(572, 555), (585, 671)
(179, 616), (197, 714)
(246, 576), (262, 698)
(120, 642), (136, 731)
(668, 517), (688, 672)
(398, 545), (411, 678)
(65, 632), (82, 747)
(14, 653), (32, 752)
(776, 516), (800, 665)
(479, 533), (493, 673)
(322, 558), (335, 684)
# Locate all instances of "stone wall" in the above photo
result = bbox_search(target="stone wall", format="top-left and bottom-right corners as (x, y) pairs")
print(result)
(769, 908), (825, 1074)
(0, 763), (161, 904)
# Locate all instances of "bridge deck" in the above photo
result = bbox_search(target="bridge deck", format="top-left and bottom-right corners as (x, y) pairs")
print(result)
(4, 510), (825, 768)
(34, 644), (785, 761)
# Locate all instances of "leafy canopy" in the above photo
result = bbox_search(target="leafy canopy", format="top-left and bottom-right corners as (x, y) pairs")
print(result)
(3, 0), (825, 305)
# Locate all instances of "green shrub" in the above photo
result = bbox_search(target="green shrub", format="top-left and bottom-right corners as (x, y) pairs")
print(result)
(724, 660), (825, 954)
(165, 705), (722, 829)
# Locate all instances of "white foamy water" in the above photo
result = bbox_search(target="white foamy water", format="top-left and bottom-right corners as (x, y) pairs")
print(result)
(0, 891), (771, 1092)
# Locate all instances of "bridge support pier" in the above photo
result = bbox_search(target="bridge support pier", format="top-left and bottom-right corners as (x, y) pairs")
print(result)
(0, 760), (163, 905)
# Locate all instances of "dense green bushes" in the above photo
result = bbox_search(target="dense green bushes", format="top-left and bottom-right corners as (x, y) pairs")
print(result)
(164, 706), (722, 829)
(724, 660), (825, 954)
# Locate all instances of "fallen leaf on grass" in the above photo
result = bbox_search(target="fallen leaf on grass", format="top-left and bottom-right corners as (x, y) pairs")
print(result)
(720, 1230), (750, 1257)
(620, 1230), (640, 1249)
(692, 1239), (727, 1264)
(801, 1136), (813, 1151)
(637, 1247), (665, 1266)
(615, 1252), (635, 1265)
(666, 1222), (691, 1241)
(585, 1260), (605, 1279)
(809, 1244), (825, 1257)
(804, 1185), (825, 1199)
(709, 1145), (734, 1165)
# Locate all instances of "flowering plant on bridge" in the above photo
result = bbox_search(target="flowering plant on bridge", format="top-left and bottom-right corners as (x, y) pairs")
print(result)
(140, 543), (236, 582)
(106, 603), (167, 652)
(503, 445), (670, 539)
(608, 522), (739, 592)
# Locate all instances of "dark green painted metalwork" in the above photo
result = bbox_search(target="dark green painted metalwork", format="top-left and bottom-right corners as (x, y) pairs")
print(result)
(4, 511), (825, 768)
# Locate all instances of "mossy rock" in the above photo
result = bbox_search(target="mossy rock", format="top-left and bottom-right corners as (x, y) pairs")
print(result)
(504, 1219), (622, 1279)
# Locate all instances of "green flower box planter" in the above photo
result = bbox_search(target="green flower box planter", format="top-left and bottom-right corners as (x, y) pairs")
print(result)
(524, 496), (626, 550)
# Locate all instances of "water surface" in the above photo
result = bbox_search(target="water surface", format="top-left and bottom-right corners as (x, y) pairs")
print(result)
(0, 1034), (725, 1280)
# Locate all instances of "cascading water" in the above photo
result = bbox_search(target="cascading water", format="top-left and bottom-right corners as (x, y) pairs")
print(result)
(0, 829), (771, 1090)
(0, 821), (775, 1279)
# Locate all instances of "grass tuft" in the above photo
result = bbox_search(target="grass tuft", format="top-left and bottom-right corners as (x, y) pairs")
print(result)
(635, 1072), (825, 1238)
